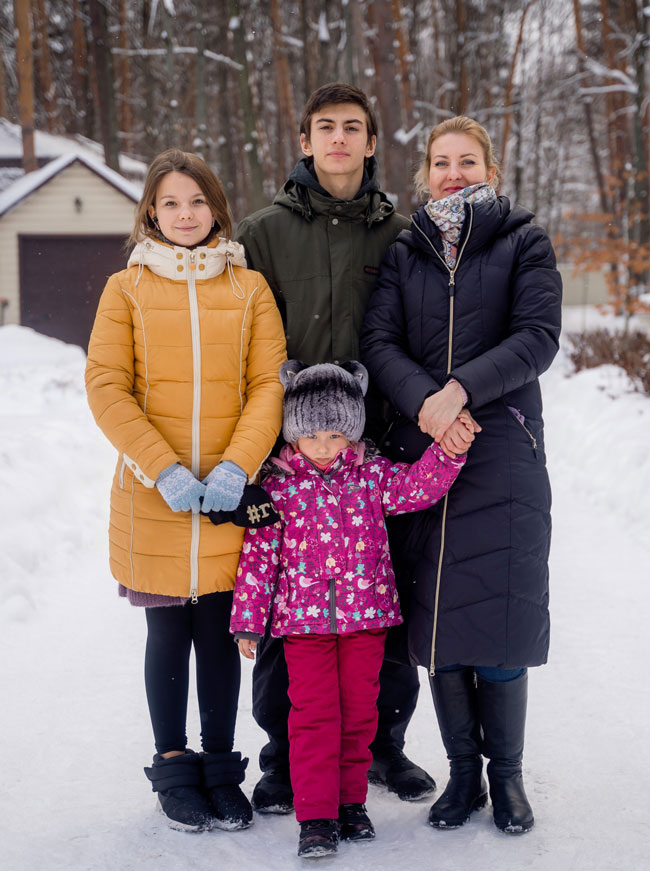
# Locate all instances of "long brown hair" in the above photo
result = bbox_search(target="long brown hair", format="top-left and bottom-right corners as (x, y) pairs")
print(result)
(129, 149), (233, 247)
(414, 116), (501, 200)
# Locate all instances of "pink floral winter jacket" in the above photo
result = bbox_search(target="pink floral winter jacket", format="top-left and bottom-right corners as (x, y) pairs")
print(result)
(230, 441), (464, 639)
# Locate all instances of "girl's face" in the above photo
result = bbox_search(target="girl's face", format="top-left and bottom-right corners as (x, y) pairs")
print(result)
(427, 132), (495, 201)
(295, 431), (351, 468)
(148, 171), (214, 246)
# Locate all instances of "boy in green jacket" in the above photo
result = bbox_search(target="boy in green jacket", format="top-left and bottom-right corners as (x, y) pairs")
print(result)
(236, 82), (435, 814)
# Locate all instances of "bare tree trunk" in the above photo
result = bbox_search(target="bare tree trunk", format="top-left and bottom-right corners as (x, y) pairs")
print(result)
(270, 0), (298, 180)
(572, 0), (609, 214)
(0, 38), (7, 120)
(88, 0), (119, 170)
(501, 0), (537, 177)
(367, 0), (412, 211)
(71, 0), (91, 137)
(118, 0), (132, 145)
(456, 0), (467, 114)
(14, 0), (38, 174)
(228, 0), (266, 211)
(32, 0), (58, 132)
(391, 0), (414, 128)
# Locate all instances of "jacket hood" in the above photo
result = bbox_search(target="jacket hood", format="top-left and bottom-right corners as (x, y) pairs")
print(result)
(404, 196), (535, 261)
(273, 156), (395, 227)
(127, 236), (247, 283)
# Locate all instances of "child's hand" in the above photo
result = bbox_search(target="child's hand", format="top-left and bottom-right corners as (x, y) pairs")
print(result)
(237, 638), (257, 660)
(458, 409), (481, 434)
(439, 411), (481, 459)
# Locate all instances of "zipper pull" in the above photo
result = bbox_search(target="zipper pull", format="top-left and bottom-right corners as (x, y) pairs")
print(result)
(190, 589), (198, 604)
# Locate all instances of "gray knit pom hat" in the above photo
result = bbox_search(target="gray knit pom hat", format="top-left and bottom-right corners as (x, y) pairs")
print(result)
(280, 360), (368, 444)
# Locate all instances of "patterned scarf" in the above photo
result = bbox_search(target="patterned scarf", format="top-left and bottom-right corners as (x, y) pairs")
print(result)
(424, 182), (497, 268)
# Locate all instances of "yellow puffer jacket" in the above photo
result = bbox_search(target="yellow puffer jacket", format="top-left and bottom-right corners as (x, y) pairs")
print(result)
(85, 236), (286, 599)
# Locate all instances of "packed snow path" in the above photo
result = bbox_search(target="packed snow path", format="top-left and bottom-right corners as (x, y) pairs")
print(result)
(1, 316), (648, 870)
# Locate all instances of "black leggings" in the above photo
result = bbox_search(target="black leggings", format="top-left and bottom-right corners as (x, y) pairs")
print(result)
(144, 591), (240, 755)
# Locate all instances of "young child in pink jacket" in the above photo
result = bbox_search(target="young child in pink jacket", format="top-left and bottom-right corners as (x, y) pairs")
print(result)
(230, 360), (470, 858)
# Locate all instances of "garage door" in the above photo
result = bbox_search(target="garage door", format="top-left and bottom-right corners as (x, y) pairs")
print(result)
(19, 234), (128, 350)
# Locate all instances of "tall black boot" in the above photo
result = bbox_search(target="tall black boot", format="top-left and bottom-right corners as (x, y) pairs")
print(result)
(477, 671), (534, 834)
(201, 751), (253, 830)
(427, 668), (487, 828)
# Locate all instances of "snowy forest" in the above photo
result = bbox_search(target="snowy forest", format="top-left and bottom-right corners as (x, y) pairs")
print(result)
(2, 0), (649, 306)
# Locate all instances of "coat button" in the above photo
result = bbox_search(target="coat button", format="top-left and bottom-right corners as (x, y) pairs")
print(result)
(177, 265), (183, 272)
(199, 263), (205, 271)
(332, 218), (339, 225)
(200, 252), (206, 259)
(176, 252), (183, 260)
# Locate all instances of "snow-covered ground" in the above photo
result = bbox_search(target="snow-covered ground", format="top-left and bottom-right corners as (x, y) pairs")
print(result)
(1, 311), (649, 870)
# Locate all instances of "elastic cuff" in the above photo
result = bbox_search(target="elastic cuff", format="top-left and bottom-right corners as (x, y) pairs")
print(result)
(220, 460), (248, 480)
(447, 378), (468, 406)
(156, 462), (179, 484)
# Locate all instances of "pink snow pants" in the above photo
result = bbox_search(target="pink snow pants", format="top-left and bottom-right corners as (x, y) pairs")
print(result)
(283, 628), (387, 822)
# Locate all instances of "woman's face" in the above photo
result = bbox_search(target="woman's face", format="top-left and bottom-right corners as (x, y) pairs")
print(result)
(427, 132), (495, 201)
(148, 171), (214, 246)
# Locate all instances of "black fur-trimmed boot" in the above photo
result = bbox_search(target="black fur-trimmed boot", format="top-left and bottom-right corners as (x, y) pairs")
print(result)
(201, 751), (253, 830)
(427, 668), (488, 829)
(144, 749), (216, 832)
(477, 671), (534, 834)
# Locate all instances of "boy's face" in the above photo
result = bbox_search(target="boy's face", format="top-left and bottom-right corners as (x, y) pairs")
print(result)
(295, 431), (352, 469)
(300, 102), (376, 191)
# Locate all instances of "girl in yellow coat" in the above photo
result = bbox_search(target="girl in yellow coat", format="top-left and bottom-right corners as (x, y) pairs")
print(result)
(86, 149), (286, 832)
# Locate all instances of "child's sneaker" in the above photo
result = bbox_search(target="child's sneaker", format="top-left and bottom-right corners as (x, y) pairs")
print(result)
(338, 803), (375, 841)
(297, 818), (339, 858)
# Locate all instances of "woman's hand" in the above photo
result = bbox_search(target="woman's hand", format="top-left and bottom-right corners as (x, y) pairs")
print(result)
(439, 409), (482, 459)
(418, 382), (465, 442)
(237, 638), (257, 660)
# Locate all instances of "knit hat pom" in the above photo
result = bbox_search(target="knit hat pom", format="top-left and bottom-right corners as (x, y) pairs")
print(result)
(280, 360), (368, 444)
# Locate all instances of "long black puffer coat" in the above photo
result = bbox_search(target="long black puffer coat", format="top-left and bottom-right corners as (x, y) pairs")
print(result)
(360, 197), (562, 672)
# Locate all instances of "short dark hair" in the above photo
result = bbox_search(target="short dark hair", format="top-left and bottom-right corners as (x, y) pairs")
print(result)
(300, 82), (378, 144)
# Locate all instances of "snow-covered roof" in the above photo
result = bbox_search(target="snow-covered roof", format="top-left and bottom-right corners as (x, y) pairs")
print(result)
(0, 151), (143, 218)
(0, 117), (147, 180)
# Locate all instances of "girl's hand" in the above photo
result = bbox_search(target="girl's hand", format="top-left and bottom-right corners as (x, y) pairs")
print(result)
(439, 410), (482, 459)
(418, 382), (465, 442)
(237, 638), (257, 660)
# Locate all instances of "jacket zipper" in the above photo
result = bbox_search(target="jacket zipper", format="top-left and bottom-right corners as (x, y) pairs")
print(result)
(510, 409), (538, 457)
(413, 206), (473, 676)
(322, 471), (339, 633)
(187, 250), (202, 603)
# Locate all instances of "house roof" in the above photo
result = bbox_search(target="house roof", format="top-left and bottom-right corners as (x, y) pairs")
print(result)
(0, 117), (147, 180)
(0, 151), (143, 218)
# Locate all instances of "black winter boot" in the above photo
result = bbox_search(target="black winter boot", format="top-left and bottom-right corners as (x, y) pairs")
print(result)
(368, 748), (436, 801)
(252, 765), (294, 814)
(338, 803), (375, 841)
(201, 751), (253, 830)
(477, 671), (534, 834)
(297, 819), (339, 858)
(427, 668), (488, 829)
(144, 749), (216, 832)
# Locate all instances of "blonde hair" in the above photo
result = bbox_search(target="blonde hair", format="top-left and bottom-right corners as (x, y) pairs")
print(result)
(129, 149), (233, 247)
(414, 116), (501, 200)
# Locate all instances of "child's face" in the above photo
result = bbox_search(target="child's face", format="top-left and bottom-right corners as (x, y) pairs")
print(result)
(295, 431), (351, 468)
(148, 171), (214, 247)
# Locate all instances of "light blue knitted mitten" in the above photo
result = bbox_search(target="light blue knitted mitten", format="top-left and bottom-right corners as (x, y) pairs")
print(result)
(201, 461), (247, 513)
(156, 463), (206, 513)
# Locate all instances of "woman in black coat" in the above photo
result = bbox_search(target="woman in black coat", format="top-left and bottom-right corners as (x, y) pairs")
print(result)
(360, 116), (562, 835)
